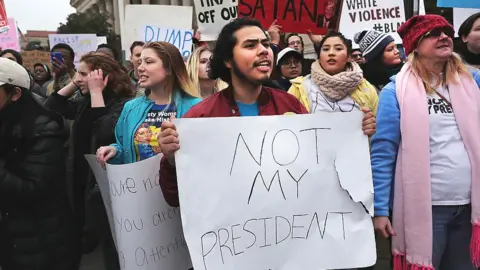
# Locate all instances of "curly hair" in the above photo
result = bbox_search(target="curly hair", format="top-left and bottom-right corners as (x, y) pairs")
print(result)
(209, 18), (265, 84)
(142, 42), (199, 98)
(79, 52), (135, 97)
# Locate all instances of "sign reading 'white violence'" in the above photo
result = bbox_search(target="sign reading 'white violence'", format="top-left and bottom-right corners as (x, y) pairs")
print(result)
(175, 113), (376, 270)
(85, 155), (192, 270)
(193, 0), (238, 41)
(339, 0), (406, 45)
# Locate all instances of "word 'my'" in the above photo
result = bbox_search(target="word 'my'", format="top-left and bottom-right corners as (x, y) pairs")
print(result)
(229, 127), (331, 204)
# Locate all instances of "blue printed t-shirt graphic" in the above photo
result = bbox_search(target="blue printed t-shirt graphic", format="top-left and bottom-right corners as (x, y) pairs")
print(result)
(236, 101), (259, 116)
(134, 104), (176, 161)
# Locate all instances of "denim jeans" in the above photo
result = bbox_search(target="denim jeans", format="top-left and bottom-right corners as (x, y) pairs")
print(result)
(432, 204), (476, 270)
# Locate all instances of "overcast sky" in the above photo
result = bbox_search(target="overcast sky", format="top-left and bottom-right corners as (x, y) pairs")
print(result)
(5, 0), (76, 31)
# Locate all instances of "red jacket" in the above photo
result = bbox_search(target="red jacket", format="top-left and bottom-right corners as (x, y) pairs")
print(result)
(160, 86), (308, 206)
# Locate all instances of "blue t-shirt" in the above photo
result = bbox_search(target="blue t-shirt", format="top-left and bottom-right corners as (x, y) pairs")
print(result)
(236, 101), (259, 116)
(134, 103), (176, 161)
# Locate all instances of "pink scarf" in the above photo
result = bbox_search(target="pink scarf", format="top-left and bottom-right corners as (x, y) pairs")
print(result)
(393, 62), (480, 269)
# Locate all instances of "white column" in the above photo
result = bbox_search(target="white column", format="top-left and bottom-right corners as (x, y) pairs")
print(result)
(113, 0), (121, 34)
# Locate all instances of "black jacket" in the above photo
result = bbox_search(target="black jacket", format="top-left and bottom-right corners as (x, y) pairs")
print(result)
(45, 91), (130, 192)
(0, 93), (81, 270)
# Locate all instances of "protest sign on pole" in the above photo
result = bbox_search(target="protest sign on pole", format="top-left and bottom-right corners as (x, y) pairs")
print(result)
(21, 50), (51, 73)
(0, 0), (9, 33)
(0, 18), (19, 51)
(438, 0), (480, 9)
(48, 34), (98, 67)
(238, 0), (343, 34)
(193, 0), (237, 41)
(123, 5), (193, 60)
(85, 154), (192, 270)
(175, 112), (376, 270)
(339, 0), (406, 47)
(140, 25), (193, 58)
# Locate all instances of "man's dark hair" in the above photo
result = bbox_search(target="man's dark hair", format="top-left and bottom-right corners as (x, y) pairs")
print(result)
(50, 43), (75, 60)
(97, 43), (120, 61)
(459, 12), (480, 39)
(209, 18), (264, 83)
(130, 41), (145, 54)
(285, 33), (304, 47)
(317, 31), (353, 56)
(0, 49), (23, 65)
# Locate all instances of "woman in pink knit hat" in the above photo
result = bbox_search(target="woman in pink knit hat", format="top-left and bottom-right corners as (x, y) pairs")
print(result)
(371, 14), (480, 270)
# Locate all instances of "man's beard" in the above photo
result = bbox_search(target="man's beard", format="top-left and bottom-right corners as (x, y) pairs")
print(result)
(232, 60), (270, 88)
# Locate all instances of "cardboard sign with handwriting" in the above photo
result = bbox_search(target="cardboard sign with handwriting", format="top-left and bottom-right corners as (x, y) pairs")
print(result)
(85, 154), (192, 270)
(21, 50), (50, 72)
(175, 112), (376, 270)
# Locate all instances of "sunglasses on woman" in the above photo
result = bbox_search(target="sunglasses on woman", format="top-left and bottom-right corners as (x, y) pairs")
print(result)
(423, 27), (455, 39)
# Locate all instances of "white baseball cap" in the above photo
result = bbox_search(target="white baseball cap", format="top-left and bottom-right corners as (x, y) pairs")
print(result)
(276, 47), (302, 65)
(0, 57), (31, 89)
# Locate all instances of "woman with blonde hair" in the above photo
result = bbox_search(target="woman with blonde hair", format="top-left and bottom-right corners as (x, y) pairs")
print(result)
(96, 42), (201, 165)
(186, 45), (227, 98)
(371, 15), (480, 269)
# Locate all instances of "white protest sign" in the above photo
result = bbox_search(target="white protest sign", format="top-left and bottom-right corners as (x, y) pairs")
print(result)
(140, 25), (194, 58)
(339, 0), (406, 48)
(49, 34), (97, 67)
(175, 112), (376, 270)
(97, 36), (108, 45)
(85, 156), (116, 246)
(454, 8), (480, 37)
(85, 154), (192, 270)
(193, 0), (238, 41)
(123, 5), (193, 60)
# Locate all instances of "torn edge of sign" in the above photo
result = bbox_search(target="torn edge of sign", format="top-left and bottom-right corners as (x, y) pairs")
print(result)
(333, 151), (374, 217)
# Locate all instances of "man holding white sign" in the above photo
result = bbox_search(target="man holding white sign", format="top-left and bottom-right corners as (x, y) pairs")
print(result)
(174, 113), (376, 270)
(158, 17), (376, 207)
(159, 18), (375, 270)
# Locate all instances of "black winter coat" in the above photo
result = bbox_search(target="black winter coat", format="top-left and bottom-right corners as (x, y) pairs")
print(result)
(45, 91), (130, 197)
(0, 93), (81, 270)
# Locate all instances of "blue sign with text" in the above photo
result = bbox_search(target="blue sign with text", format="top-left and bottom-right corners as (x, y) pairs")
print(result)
(437, 0), (480, 9)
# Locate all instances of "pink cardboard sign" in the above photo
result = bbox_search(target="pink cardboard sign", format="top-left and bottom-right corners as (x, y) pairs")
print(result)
(0, 18), (20, 51)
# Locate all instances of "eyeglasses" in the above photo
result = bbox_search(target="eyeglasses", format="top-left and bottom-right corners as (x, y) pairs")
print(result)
(282, 60), (302, 67)
(423, 27), (455, 39)
(288, 41), (302, 46)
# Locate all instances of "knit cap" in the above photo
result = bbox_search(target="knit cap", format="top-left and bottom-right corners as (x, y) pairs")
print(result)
(354, 30), (395, 62)
(398, 14), (454, 55)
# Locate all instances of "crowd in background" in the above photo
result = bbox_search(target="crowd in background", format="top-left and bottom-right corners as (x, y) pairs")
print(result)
(0, 10), (479, 270)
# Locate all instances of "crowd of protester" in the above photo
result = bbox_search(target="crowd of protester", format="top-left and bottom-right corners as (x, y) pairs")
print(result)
(0, 10), (479, 270)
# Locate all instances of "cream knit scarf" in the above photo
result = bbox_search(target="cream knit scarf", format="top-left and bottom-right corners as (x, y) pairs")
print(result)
(310, 60), (364, 101)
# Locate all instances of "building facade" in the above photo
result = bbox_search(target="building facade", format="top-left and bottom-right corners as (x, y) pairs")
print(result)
(70, 0), (119, 33)
(20, 30), (57, 51)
